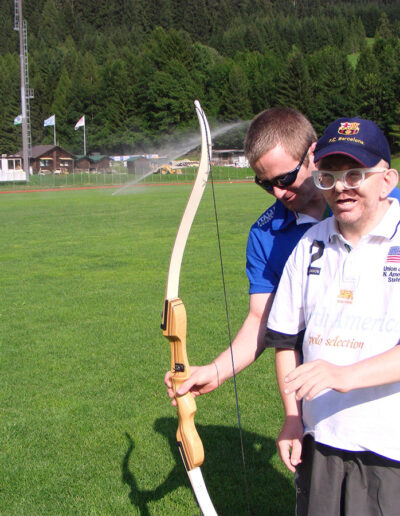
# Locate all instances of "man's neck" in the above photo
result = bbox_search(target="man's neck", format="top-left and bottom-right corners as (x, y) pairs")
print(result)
(299, 195), (328, 221)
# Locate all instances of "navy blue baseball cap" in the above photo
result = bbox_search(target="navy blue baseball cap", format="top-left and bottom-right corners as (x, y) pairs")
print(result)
(314, 117), (391, 167)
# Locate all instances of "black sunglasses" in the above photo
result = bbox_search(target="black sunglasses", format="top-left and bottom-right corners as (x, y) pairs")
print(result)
(255, 145), (310, 192)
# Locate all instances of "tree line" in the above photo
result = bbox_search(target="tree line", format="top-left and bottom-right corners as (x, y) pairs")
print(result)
(1, 0), (400, 155)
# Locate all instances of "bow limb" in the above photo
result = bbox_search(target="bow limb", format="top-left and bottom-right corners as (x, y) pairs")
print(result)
(162, 100), (212, 302)
(161, 101), (217, 516)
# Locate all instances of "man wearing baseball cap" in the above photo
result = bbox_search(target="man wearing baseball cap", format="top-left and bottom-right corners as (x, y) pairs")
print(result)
(266, 117), (400, 515)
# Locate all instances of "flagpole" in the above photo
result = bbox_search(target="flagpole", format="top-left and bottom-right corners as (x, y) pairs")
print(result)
(54, 120), (56, 146)
(17, 1), (29, 182)
(84, 123), (86, 156)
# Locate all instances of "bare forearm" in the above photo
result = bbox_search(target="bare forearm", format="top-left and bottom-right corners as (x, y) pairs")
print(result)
(214, 293), (274, 385)
(345, 344), (400, 391)
(214, 318), (263, 383)
(275, 348), (302, 416)
(285, 343), (400, 401)
(275, 348), (304, 472)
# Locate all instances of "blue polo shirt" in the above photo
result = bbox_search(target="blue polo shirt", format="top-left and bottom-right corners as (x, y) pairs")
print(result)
(246, 200), (317, 294)
(246, 187), (400, 295)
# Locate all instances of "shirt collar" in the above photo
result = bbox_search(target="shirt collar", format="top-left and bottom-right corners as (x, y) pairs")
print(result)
(271, 199), (332, 231)
(270, 199), (330, 230)
(295, 212), (322, 225)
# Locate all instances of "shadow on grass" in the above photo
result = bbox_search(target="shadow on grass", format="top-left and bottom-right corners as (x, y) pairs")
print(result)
(122, 417), (295, 515)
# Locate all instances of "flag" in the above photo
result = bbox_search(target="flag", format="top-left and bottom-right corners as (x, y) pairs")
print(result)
(14, 115), (22, 125)
(387, 246), (400, 263)
(75, 115), (85, 130)
(44, 114), (55, 127)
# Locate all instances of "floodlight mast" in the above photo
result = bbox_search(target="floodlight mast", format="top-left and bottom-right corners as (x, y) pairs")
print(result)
(14, 0), (33, 182)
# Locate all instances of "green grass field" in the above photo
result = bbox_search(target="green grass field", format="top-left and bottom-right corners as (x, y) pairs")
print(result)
(0, 181), (295, 515)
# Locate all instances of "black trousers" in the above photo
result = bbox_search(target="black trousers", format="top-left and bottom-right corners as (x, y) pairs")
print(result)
(295, 434), (400, 516)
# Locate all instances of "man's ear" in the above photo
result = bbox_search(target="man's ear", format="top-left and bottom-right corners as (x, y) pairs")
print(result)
(309, 141), (317, 167)
(309, 141), (317, 154)
(381, 168), (399, 199)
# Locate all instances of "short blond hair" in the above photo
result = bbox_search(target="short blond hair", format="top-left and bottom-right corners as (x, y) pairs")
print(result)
(244, 107), (317, 168)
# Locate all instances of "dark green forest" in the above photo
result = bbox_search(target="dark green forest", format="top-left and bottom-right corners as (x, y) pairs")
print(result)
(2, 0), (400, 154)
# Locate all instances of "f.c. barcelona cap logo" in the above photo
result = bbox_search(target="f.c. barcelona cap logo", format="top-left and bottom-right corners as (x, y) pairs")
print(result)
(338, 122), (360, 136)
(314, 116), (391, 167)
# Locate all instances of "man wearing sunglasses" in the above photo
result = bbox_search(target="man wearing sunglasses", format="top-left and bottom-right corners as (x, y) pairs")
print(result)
(266, 117), (400, 515)
(165, 108), (329, 407)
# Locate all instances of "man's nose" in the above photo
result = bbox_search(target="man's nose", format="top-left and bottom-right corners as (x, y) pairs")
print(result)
(271, 185), (288, 199)
(334, 179), (346, 192)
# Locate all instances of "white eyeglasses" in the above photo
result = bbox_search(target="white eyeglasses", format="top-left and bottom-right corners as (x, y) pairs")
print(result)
(312, 167), (387, 190)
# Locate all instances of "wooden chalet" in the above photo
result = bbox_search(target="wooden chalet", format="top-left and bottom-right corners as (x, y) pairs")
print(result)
(75, 154), (113, 173)
(14, 145), (76, 174)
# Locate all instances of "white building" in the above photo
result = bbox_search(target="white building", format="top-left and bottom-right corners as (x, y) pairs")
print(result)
(0, 154), (26, 182)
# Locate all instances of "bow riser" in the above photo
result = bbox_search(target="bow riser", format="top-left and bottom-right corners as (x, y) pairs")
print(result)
(162, 297), (205, 471)
(176, 394), (205, 470)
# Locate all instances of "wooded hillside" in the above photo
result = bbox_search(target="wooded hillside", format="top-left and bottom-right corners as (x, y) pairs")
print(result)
(1, 0), (400, 154)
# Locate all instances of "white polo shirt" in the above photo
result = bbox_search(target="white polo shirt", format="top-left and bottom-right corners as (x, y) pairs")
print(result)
(267, 198), (400, 460)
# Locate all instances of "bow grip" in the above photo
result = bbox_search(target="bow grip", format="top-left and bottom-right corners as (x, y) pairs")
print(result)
(162, 298), (205, 470)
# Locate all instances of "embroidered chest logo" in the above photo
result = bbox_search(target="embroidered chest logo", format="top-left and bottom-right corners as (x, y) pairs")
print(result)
(383, 247), (400, 283)
(337, 289), (354, 303)
(338, 122), (360, 136)
(386, 246), (400, 263)
(257, 205), (275, 227)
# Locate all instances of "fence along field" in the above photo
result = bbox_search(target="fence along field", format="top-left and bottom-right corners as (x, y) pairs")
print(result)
(0, 165), (254, 191)
(2, 157), (399, 192)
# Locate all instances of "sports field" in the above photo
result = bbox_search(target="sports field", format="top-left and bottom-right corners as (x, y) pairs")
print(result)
(0, 181), (295, 515)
